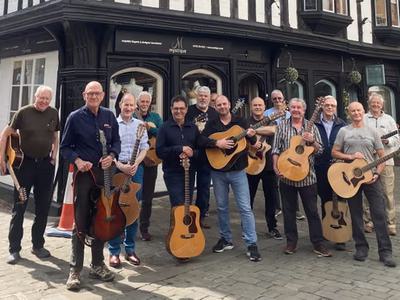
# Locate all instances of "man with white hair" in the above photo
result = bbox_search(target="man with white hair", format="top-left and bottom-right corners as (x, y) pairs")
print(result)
(363, 93), (399, 236)
(185, 86), (218, 228)
(0, 85), (59, 264)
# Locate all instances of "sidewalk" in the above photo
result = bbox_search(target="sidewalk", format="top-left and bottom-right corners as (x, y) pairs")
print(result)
(1, 179), (400, 299)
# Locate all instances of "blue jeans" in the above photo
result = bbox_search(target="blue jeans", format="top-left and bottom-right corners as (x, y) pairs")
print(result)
(195, 164), (211, 218)
(164, 170), (195, 207)
(211, 170), (257, 246)
(108, 165), (143, 256)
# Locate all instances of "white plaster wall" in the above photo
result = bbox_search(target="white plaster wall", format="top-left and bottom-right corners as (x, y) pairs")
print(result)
(7, 0), (18, 13)
(347, 0), (358, 41)
(238, 0), (248, 20)
(255, 0), (265, 23)
(142, 0), (159, 8)
(361, 0), (373, 44)
(169, 0), (185, 11)
(288, 0), (298, 29)
(0, 0), (4, 16)
(219, 0), (231, 17)
(271, 0), (281, 27)
(194, 0), (211, 14)
(114, 0), (130, 4)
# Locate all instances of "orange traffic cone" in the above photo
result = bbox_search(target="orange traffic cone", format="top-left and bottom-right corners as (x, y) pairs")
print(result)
(57, 164), (75, 231)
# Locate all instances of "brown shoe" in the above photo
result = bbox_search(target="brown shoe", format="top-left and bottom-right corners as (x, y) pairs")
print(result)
(200, 219), (211, 229)
(284, 244), (297, 255)
(125, 252), (141, 266)
(388, 228), (397, 236)
(313, 244), (332, 257)
(109, 255), (121, 268)
(364, 223), (373, 233)
(141, 231), (152, 241)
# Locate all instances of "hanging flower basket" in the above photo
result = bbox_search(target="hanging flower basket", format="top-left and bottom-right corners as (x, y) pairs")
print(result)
(284, 67), (299, 84)
(348, 70), (362, 85)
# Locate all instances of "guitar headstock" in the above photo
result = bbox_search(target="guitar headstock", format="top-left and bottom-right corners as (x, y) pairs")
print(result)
(181, 157), (190, 171)
(231, 98), (245, 114)
(137, 123), (146, 139)
(315, 97), (325, 111)
(17, 187), (27, 203)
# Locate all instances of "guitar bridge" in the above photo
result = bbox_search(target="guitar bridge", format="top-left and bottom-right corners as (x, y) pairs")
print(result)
(287, 158), (301, 167)
(180, 233), (195, 239)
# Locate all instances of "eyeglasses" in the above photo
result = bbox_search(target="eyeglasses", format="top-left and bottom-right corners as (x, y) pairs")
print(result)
(172, 107), (186, 111)
(324, 104), (337, 107)
(272, 97), (283, 100)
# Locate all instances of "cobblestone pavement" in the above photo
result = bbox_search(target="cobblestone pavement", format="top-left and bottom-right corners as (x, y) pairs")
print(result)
(1, 178), (400, 300)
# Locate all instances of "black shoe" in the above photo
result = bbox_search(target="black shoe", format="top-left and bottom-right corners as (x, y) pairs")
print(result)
(31, 247), (51, 258)
(335, 243), (346, 251)
(269, 228), (283, 240)
(353, 249), (368, 262)
(380, 256), (397, 268)
(246, 244), (262, 262)
(7, 252), (21, 265)
(212, 238), (234, 253)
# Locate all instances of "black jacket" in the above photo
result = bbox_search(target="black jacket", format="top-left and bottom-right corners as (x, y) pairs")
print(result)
(156, 118), (200, 173)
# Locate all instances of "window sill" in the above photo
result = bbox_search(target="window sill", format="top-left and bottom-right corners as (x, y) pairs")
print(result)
(300, 11), (353, 36)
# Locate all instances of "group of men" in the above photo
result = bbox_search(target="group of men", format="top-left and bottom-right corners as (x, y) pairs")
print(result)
(0, 81), (397, 293)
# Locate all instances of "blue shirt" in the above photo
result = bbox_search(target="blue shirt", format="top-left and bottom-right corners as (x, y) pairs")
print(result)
(61, 106), (121, 165)
(117, 116), (149, 163)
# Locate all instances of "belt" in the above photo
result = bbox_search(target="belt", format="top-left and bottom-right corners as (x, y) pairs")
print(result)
(24, 155), (50, 162)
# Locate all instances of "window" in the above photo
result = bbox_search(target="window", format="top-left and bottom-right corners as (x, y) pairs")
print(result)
(304, 0), (317, 10)
(278, 79), (304, 101)
(391, 0), (399, 26)
(322, 0), (348, 15)
(10, 58), (46, 120)
(314, 79), (336, 98)
(375, 0), (388, 26)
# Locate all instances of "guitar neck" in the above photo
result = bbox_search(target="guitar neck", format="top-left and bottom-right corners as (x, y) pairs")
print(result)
(122, 138), (141, 187)
(381, 129), (399, 140)
(100, 136), (112, 196)
(6, 162), (21, 190)
(306, 105), (321, 133)
(184, 167), (190, 216)
(362, 148), (400, 172)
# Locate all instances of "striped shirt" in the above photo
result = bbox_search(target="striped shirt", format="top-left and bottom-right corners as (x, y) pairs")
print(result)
(272, 117), (323, 187)
(117, 116), (149, 163)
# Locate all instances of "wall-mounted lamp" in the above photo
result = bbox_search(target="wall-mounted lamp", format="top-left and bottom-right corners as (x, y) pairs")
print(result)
(360, 17), (369, 25)
(268, 0), (280, 9)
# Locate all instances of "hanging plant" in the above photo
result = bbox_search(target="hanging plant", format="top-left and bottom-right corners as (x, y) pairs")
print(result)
(348, 70), (362, 85)
(284, 67), (299, 84)
(342, 89), (350, 120)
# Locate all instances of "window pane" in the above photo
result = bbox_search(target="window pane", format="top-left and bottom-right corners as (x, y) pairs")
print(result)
(335, 0), (347, 15)
(21, 86), (31, 107)
(11, 87), (20, 111)
(323, 0), (334, 12)
(304, 0), (317, 10)
(376, 0), (387, 26)
(24, 59), (33, 84)
(34, 58), (46, 84)
(12, 61), (22, 85)
(391, 0), (399, 26)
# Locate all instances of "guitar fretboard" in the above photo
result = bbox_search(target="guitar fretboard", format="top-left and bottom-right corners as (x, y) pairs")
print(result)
(361, 148), (400, 172)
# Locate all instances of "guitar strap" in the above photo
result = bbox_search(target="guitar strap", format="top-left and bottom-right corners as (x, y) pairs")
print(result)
(72, 168), (100, 247)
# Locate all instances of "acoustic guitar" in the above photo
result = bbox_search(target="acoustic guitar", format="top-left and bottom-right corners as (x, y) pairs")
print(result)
(6, 133), (27, 203)
(166, 157), (205, 259)
(112, 124), (145, 226)
(381, 129), (399, 140)
(135, 109), (162, 166)
(206, 110), (286, 170)
(322, 192), (352, 243)
(277, 97), (325, 181)
(92, 130), (126, 242)
(246, 135), (271, 175)
(328, 148), (400, 198)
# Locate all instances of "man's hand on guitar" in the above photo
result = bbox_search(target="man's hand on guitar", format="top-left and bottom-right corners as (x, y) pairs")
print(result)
(366, 172), (380, 185)
(182, 146), (194, 158)
(381, 138), (389, 145)
(100, 155), (114, 169)
(119, 163), (137, 176)
(75, 158), (93, 172)
(216, 138), (235, 150)
(253, 141), (262, 150)
(349, 152), (365, 160)
(246, 128), (256, 138)
(302, 132), (315, 144)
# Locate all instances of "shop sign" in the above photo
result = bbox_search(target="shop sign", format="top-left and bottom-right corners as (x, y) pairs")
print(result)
(366, 64), (386, 86)
(115, 30), (231, 56)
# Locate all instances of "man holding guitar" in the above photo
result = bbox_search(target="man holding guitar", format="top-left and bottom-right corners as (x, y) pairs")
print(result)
(0, 85), (59, 265)
(199, 95), (262, 262)
(363, 93), (399, 236)
(108, 93), (148, 268)
(314, 96), (347, 250)
(272, 98), (331, 257)
(246, 97), (282, 240)
(61, 81), (121, 290)
(136, 91), (163, 241)
(332, 101), (395, 267)
(185, 86), (218, 228)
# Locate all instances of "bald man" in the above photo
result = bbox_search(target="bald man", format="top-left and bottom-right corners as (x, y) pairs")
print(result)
(61, 81), (121, 290)
(246, 97), (282, 240)
(332, 101), (395, 267)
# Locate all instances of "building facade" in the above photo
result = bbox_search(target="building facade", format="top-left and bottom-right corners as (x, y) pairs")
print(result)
(0, 0), (399, 203)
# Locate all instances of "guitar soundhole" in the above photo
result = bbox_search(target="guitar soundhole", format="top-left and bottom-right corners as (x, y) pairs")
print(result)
(183, 214), (192, 226)
(295, 145), (304, 154)
(121, 185), (130, 193)
(353, 168), (363, 177)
